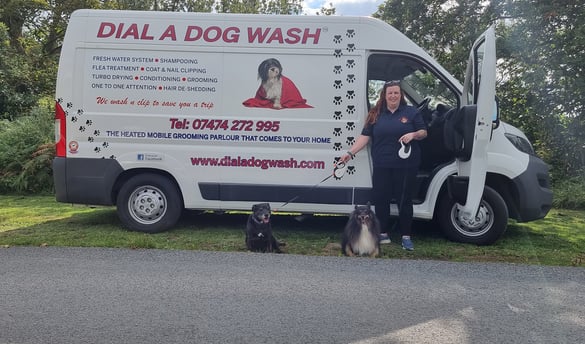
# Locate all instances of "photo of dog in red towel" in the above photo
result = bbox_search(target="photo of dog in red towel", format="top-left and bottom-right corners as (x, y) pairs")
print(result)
(243, 58), (312, 109)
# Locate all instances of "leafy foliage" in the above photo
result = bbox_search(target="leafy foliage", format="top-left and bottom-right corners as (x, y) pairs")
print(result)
(552, 174), (585, 210)
(0, 23), (46, 120)
(0, 101), (54, 193)
(374, 0), (585, 182)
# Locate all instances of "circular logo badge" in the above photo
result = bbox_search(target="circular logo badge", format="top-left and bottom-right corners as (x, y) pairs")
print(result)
(68, 141), (79, 153)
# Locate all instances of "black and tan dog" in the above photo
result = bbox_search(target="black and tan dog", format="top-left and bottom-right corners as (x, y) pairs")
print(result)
(341, 203), (381, 257)
(245, 203), (283, 253)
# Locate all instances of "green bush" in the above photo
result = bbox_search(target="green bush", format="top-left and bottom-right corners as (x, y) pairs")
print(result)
(552, 174), (585, 210)
(0, 101), (54, 194)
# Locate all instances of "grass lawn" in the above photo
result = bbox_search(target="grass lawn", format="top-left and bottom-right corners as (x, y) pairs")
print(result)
(1, 195), (584, 267)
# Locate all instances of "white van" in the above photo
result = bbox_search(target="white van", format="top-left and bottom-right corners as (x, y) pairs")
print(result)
(53, 9), (552, 244)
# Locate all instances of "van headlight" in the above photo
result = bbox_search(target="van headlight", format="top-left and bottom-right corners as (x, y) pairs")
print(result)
(505, 133), (535, 155)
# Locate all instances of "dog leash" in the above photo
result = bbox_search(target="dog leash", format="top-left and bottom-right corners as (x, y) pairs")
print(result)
(277, 161), (347, 210)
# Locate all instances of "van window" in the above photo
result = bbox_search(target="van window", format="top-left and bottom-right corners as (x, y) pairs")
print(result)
(367, 54), (457, 124)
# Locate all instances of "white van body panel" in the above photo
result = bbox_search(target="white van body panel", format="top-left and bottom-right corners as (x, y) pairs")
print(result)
(54, 10), (552, 240)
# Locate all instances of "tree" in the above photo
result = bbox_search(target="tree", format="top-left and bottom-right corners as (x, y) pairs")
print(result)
(316, 2), (335, 16)
(373, 0), (585, 180)
(0, 23), (42, 120)
(214, 0), (303, 14)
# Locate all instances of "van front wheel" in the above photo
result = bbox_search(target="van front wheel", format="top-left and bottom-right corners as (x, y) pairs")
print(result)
(437, 186), (508, 245)
(116, 174), (182, 233)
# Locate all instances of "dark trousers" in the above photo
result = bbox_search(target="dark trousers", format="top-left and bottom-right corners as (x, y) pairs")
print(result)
(372, 166), (418, 236)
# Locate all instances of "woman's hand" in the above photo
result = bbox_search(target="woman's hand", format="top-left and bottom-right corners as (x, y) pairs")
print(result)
(399, 133), (415, 144)
(339, 152), (352, 164)
(400, 129), (427, 144)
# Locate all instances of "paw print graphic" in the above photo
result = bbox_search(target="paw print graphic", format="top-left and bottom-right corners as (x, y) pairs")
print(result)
(346, 29), (356, 38)
(333, 35), (342, 44)
(102, 142), (109, 148)
(94, 147), (101, 153)
(333, 65), (342, 74)
(346, 122), (356, 130)
(346, 91), (355, 99)
(77, 109), (84, 116)
(333, 80), (343, 89)
(333, 142), (343, 151)
(79, 126), (86, 132)
(346, 44), (356, 52)
(334, 49), (343, 58)
(93, 130), (100, 136)
(333, 128), (342, 136)
(346, 105), (355, 114)
(57, 98), (63, 104)
(66, 102), (73, 109)
(87, 137), (94, 142)
(346, 137), (355, 146)
(85, 119), (93, 126)
(71, 116), (77, 123)
(346, 60), (356, 68)
(347, 75), (356, 83)
(109, 155), (116, 159)
(333, 97), (342, 105)
(347, 166), (356, 175)
(333, 111), (343, 120)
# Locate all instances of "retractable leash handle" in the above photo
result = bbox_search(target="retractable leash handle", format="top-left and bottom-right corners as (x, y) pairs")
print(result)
(276, 161), (346, 211)
(398, 141), (411, 159)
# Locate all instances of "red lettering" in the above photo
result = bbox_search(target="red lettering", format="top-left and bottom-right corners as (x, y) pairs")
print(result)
(203, 26), (221, 42)
(302, 28), (321, 44)
(267, 28), (284, 44)
(115, 23), (125, 38)
(247, 27), (270, 43)
(159, 25), (177, 41)
(97, 22), (115, 38)
(223, 27), (240, 43)
(247, 27), (321, 45)
(284, 28), (301, 44)
(122, 24), (139, 39)
(185, 26), (203, 41)
(140, 24), (154, 40)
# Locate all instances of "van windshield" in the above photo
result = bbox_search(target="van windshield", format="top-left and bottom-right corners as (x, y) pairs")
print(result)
(367, 54), (457, 124)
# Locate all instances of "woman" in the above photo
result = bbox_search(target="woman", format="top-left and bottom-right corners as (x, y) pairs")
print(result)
(339, 80), (427, 251)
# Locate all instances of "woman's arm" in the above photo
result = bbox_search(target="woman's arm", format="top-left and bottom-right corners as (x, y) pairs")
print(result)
(400, 129), (427, 144)
(339, 135), (371, 164)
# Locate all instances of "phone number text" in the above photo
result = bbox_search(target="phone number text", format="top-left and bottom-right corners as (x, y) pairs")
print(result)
(169, 118), (280, 132)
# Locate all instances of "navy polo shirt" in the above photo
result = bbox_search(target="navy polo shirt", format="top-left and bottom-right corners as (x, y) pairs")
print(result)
(362, 104), (426, 168)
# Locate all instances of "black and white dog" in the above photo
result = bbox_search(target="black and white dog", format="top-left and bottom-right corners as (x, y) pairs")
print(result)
(245, 203), (282, 253)
(341, 203), (381, 257)
(258, 58), (283, 109)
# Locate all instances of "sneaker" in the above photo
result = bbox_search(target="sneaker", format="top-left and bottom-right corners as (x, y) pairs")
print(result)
(379, 232), (391, 244)
(401, 237), (414, 251)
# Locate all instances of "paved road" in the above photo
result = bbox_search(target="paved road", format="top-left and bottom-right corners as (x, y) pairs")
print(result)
(1, 247), (584, 344)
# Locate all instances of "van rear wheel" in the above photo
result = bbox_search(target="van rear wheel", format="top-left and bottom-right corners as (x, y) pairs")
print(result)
(437, 186), (508, 245)
(116, 174), (182, 233)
